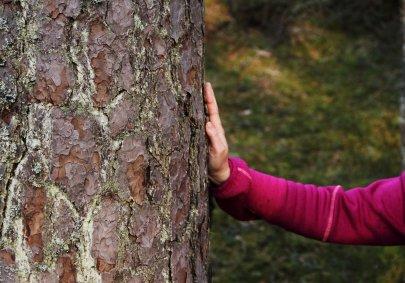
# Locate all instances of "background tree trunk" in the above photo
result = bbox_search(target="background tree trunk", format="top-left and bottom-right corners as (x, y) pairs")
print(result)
(0, 0), (208, 282)
(402, 0), (405, 169)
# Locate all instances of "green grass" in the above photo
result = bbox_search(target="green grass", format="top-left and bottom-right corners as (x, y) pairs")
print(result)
(206, 1), (404, 282)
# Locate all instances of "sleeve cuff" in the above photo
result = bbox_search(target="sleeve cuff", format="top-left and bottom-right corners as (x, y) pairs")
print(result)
(210, 156), (252, 199)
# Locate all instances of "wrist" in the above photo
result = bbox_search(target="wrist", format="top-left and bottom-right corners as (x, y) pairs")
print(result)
(215, 164), (231, 184)
(209, 160), (231, 186)
(211, 156), (252, 199)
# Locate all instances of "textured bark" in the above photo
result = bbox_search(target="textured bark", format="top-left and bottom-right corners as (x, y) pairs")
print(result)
(0, 0), (208, 282)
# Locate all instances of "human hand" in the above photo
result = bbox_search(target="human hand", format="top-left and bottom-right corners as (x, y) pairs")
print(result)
(204, 82), (230, 186)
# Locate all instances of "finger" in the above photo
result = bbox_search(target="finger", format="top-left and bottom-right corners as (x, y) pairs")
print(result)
(204, 82), (223, 131)
(205, 122), (224, 152)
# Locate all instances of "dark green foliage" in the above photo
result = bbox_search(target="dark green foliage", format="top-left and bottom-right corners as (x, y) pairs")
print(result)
(225, 0), (401, 43)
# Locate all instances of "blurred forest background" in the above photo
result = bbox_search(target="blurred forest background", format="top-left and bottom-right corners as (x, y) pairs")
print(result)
(205, 0), (405, 282)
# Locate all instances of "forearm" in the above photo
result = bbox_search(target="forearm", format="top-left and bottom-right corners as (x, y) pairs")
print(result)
(211, 159), (338, 241)
(246, 169), (338, 242)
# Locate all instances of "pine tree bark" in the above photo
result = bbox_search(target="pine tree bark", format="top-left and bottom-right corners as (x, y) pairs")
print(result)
(0, 0), (208, 282)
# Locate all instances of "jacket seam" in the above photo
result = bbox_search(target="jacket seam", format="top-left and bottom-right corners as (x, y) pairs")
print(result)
(322, 185), (340, 242)
(237, 167), (252, 180)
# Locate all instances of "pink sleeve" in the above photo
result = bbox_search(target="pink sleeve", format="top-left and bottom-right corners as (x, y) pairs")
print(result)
(210, 156), (405, 245)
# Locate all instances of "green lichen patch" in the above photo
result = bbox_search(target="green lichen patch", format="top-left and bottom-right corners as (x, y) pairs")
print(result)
(0, 80), (17, 109)
(0, 17), (8, 30)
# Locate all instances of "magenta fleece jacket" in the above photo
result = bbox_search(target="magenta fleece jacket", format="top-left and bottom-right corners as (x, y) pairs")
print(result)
(210, 156), (405, 245)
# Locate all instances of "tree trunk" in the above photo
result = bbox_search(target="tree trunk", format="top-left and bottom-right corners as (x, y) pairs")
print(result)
(0, 0), (208, 282)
